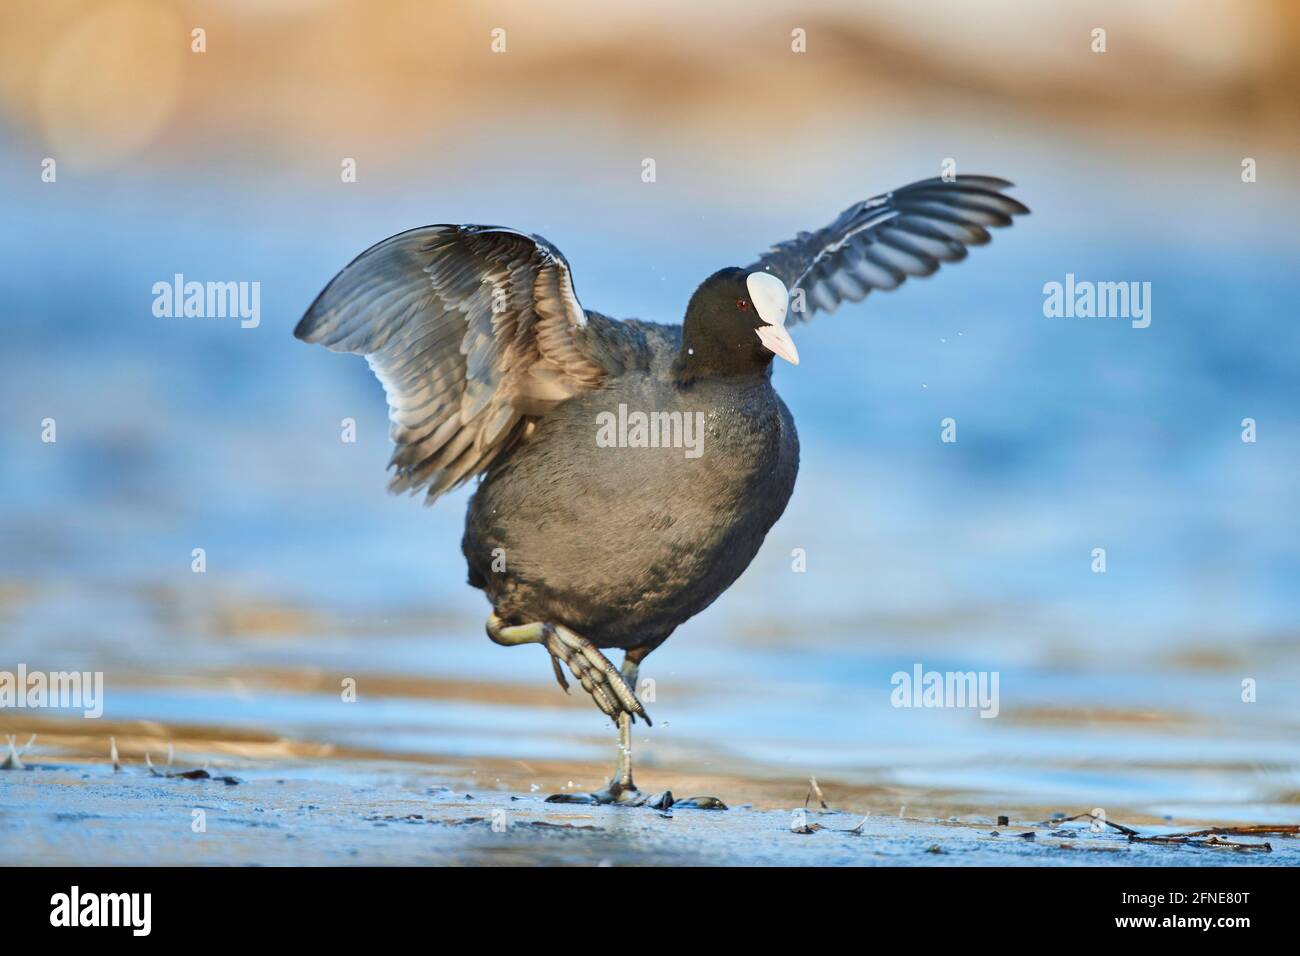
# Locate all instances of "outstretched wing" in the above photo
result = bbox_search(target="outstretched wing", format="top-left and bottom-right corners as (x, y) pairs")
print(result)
(747, 175), (1028, 324)
(295, 225), (614, 503)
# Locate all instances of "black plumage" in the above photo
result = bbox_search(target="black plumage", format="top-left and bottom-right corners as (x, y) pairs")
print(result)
(462, 295), (799, 654)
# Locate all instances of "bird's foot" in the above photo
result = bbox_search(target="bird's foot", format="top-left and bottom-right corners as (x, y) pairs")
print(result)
(547, 780), (647, 806)
(539, 708), (727, 808)
(545, 786), (725, 809)
(486, 614), (649, 727)
(545, 624), (651, 727)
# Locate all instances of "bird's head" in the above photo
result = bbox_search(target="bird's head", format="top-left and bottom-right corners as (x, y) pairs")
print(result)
(680, 267), (799, 377)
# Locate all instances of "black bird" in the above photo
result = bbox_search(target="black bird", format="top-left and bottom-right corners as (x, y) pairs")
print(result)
(295, 175), (1027, 803)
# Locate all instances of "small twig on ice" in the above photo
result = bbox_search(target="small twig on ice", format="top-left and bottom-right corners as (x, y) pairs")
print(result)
(1163, 824), (1298, 838)
(1054, 812), (1141, 837)
(1, 734), (36, 770)
(144, 740), (240, 785)
(1052, 811), (1284, 853)
(804, 776), (828, 810)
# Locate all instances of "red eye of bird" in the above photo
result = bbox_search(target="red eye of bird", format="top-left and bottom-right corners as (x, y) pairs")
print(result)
(737, 299), (749, 310)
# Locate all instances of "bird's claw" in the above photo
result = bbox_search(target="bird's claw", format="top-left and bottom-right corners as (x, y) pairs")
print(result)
(486, 613), (650, 726)
(548, 653), (570, 693)
(546, 624), (650, 727)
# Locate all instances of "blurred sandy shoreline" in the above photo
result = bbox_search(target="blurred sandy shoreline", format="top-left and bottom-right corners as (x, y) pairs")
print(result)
(4, 0), (1299, 175)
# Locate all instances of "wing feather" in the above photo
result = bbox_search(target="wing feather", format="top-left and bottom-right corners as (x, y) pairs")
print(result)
(747, 176), (1027, 322)
(295, 226), (610, 503)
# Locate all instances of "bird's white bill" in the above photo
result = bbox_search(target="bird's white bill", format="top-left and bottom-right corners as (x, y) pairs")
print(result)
(756, 323), (799, 365)
(747, 271), (797, 364)
(746, 271), (789, 327)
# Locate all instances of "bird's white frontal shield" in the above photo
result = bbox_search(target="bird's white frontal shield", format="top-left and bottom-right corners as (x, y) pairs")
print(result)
(747, 271), (799, 365)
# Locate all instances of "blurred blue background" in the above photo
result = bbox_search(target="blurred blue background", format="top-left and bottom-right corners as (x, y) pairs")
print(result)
(1, 0), (1298, 822)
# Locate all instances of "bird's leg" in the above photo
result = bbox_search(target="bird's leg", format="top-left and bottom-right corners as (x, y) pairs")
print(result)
(587, 649), (649, 804)
(488, 628), (728, 810)
(488, 614), (655, 806)
(602, 647), (729, 812)
(584, 711), (639, 804)
(612, 653), (641, 792)
(486, 614), (649, 727)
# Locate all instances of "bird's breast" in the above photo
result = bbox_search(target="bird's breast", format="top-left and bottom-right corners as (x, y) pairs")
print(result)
(464, 372), (798, 645)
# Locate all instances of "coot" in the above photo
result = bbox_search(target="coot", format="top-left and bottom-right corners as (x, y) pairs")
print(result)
(295, 175), (1027, 803)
